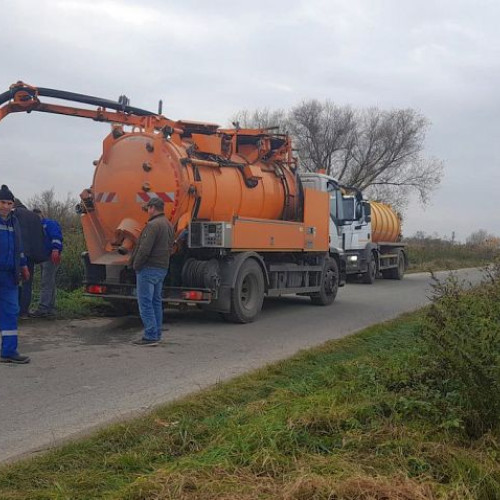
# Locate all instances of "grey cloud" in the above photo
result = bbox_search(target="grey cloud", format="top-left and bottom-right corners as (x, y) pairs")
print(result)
(1, 0), (499, 240)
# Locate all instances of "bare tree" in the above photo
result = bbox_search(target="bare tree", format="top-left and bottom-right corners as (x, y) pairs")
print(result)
(27, 188), (80, 231)
(466, 229), (493, 246)
(231, 101), (443, 209)
(229, 108), (287, 130)
(344, 108), (443, 206)
(288, 100), (356, 175)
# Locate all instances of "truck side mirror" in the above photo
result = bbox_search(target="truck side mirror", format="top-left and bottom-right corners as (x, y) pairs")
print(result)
(355, 204), (363, 220)
(363, 201), (371, 222)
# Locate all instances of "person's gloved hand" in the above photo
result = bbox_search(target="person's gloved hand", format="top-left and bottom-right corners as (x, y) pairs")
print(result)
(51, 250), (61, 265)
(21, 266), (30, 282)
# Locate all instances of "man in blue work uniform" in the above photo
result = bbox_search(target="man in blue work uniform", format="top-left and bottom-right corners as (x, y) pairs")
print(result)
(30, 209), (63, 318)
(0, 185), (31, 364)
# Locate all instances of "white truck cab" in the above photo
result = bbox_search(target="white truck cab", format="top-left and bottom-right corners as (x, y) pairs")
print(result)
(300, 172), (407, 284)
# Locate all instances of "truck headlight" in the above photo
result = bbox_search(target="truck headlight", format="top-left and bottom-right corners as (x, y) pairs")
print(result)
(347, 255), (358, 262)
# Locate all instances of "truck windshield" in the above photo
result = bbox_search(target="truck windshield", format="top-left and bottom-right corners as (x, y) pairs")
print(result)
(327, 184), (344, 223)
(342, 197), (355, 221)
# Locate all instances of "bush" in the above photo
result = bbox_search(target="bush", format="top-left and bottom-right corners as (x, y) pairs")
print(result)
(418, 263), (500, 437)
(57, 226), (86, 291)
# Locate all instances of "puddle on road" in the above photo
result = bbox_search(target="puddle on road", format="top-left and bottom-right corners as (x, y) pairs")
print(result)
(19, 308), (246, 353)
(19, 316), (144, 351)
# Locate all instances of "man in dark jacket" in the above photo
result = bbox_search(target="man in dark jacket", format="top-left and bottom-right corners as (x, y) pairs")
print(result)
(14, 199), (48, 317)
(0, 185), (31, 364)
(130, 197), (174, 346)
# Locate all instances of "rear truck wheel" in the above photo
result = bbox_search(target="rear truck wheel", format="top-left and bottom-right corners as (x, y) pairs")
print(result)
(225, 259), (265, 323)
(310, 258), (339, 305)
(382, 250), (405, 280)
(362, 252), (377, 284)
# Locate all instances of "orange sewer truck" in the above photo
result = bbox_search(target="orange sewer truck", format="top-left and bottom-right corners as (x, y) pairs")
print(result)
(0, 82), (347, 322)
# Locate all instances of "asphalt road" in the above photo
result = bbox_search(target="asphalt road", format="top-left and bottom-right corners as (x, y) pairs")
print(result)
(0, 268), (483, 463)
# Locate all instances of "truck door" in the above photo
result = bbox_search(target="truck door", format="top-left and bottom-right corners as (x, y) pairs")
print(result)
(354, 200), (372, 248)
(341, 196), (356, 250)
(327, 181), (343, 251)
(341, 196), (372, 251)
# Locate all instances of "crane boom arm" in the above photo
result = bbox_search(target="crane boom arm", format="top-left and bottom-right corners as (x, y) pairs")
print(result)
(0, 81), (294, 159)
(0, 81), (182, 133)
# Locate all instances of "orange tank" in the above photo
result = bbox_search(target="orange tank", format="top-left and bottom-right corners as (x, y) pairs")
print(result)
(80, 125), (302, 264)
(370, 201), (401, 243)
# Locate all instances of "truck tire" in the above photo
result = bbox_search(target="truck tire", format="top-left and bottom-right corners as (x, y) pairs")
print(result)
(362, 252), (377, 284)
(225, 259), (265, 323)
(310, 258), (339, 305)
(382, 250), (405, 280)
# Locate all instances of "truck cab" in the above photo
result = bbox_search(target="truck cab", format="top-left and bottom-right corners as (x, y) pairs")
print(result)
(339, 192), (378, 282)
(300, 172), (406, 284)
(340, 194), (372, 252)
(298, 172), (345, 254)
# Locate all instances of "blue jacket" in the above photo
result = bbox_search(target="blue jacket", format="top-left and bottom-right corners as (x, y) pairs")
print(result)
(0, 212), (27, 281)
(41, 218), (63, 254)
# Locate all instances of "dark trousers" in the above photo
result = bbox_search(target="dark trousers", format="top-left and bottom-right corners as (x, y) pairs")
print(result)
(18, 257), (35, 316)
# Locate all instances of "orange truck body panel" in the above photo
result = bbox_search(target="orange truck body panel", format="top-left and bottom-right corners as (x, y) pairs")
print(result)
(231, 188), (329, 251)
(303, 188), (329, 251)
(232, 218), (305, 251)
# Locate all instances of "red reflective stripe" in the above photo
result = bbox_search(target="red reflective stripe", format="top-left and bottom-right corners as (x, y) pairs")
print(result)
(156, 192), (175, 202)
(137, 192), (150, 202)
(95, 192), (118, 203)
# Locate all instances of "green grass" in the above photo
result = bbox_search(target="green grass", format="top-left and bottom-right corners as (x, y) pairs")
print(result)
(30, 272), (114, 319)
(1, 310), (498, 499)
(54, 289), (115, 319)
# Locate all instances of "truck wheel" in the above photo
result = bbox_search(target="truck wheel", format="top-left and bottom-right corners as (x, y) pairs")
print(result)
(225, 259), (265, 323)
(362, 252), (377, 284)
(310, 258), (339, 305)
(382, 250), (405, 280)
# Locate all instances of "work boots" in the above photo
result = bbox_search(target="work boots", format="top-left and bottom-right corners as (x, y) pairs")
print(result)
(1, 353), (31, 364)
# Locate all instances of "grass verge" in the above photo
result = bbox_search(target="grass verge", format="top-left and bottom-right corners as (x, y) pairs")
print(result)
(1, 308), (498, 499)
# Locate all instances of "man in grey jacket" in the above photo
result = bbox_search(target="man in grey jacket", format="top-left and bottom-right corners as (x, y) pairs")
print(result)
(130, 197), (174, 346)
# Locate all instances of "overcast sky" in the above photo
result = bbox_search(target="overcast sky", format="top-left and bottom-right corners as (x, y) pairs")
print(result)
(1, 0), (499, 241)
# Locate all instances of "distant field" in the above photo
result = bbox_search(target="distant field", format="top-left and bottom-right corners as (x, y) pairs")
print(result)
(405, 239), (498, 273)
